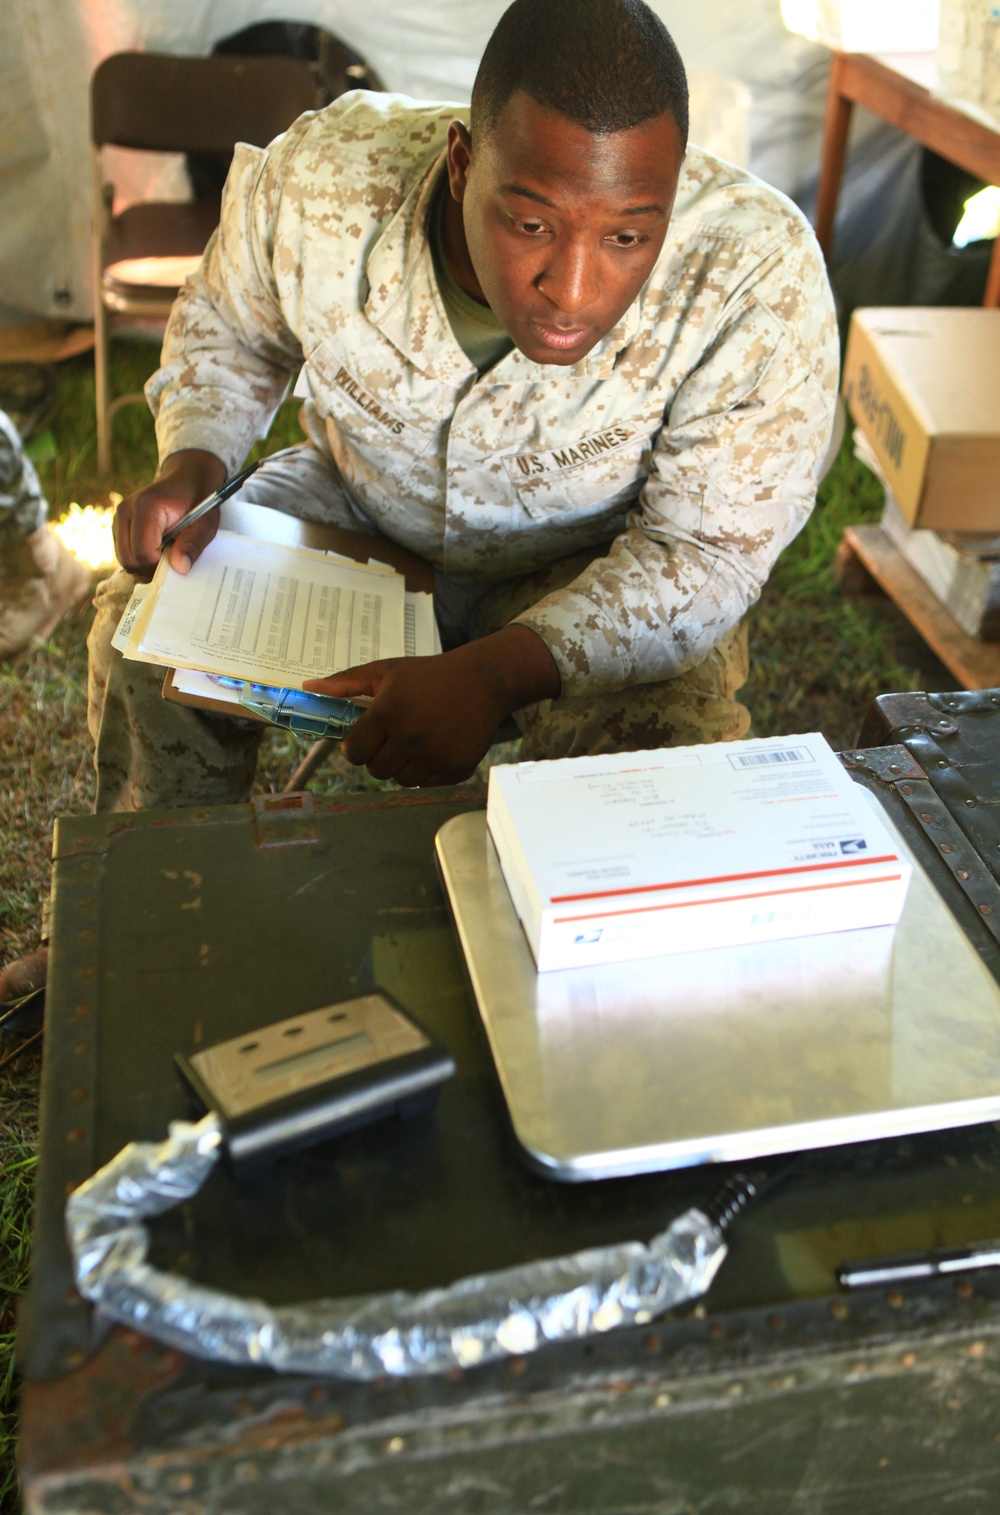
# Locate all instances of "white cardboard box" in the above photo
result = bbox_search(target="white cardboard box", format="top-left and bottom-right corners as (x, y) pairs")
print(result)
(487, 735), (911, 972)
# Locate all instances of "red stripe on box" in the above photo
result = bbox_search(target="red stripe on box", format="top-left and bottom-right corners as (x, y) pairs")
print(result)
(553, 872), (904, 925)
(550, 854), (899, 904)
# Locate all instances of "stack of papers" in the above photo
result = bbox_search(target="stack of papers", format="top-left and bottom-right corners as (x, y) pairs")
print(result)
(487, 734), (912, 972)
(113, 530), (439, 712)
(880, 491), (1000, 641)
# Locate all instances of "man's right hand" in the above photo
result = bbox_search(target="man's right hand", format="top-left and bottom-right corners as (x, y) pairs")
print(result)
(112, 449), (228, 578)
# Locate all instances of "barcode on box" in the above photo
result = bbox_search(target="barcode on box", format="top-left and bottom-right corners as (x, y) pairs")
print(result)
(729, 747), (812, 770)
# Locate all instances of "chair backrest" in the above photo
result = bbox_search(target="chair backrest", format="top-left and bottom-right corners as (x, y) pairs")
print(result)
(91, 52), (321, 153)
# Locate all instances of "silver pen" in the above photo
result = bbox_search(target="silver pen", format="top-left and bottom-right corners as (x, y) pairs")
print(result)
(838, 1238), (1000, 1289)
(160, 460), (261, 546)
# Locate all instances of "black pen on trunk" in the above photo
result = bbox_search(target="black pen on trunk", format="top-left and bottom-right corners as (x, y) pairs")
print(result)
(161, 460), (261, 547)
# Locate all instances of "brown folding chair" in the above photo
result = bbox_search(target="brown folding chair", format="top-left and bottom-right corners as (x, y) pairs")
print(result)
(91, 52), (320, 475)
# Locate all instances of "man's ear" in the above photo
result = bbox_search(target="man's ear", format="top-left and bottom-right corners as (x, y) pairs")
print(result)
(446, 120), (473, 203)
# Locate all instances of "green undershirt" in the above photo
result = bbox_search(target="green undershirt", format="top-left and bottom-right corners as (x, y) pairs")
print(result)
(430, 182), (513, 374)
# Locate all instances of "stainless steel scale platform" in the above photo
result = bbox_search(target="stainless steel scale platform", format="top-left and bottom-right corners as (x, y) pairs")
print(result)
(436, 807), (1000, 1179)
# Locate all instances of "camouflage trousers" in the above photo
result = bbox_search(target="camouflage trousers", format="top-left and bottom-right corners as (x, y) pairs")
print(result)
(87, 444), (750, 812)
(0, 409), (47, 547)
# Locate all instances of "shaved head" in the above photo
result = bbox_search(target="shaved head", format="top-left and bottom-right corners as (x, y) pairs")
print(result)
(471, 0), (688, 147)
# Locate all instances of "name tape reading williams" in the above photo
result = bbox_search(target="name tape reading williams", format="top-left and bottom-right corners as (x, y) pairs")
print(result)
(334, 366), (406, 437)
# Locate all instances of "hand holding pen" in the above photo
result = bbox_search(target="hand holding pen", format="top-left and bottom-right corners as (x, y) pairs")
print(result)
(112, 450), (260, 578)
(160, 459), (261, 545)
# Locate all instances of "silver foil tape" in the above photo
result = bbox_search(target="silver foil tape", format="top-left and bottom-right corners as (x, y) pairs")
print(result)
(67, 1114), (728, 1378)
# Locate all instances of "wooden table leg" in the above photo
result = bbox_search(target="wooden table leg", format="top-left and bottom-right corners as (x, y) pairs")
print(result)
(814, 54), (854, 262)
(833, 533), (882, 595)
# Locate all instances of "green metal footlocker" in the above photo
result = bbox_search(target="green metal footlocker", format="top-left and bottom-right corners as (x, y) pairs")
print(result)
(18, 690), (1000, 1513)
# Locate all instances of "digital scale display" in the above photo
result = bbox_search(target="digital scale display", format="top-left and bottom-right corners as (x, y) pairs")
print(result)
(176, 992), (455, 1169)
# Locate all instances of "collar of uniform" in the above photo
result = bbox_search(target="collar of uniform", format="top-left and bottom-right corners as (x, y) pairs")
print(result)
(364, 150), (477, 386)
(589, 308), (640, 379)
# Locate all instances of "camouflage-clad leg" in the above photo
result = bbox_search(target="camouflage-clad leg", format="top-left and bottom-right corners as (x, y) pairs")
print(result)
(0, 407), (91, 661)
(87, 570), (267, 812)
(87, 444), (371, 811)
(514, 623), (749, 759)
(0, 409), (47, 545)
(465, 546), (750, 760)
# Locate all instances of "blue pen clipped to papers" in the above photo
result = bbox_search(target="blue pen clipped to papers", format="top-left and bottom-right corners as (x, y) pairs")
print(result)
(211, 677), (366, 739)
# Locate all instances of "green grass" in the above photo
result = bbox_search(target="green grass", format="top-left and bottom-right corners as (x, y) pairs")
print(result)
(0, 337), (956, 1508)
(0, 594), (95, 1512)
(0, 1073), (38, 1514)
(743, 442), (933, 751)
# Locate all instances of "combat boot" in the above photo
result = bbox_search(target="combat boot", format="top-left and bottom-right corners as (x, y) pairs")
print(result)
(0, 948), (48, 1003)
(0, 525), (91, 661)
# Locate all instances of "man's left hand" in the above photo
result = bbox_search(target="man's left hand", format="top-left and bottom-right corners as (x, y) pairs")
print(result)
(303, 624), (560, 787)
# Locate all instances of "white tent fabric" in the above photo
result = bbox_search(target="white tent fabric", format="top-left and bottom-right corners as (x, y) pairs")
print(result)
(0, 0), (909, 322)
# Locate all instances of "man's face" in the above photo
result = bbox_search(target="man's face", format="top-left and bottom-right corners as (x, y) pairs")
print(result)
(444, 91), (683, 366)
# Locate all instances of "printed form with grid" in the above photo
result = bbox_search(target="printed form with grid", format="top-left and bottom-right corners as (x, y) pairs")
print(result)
(486, 735), (911, 972)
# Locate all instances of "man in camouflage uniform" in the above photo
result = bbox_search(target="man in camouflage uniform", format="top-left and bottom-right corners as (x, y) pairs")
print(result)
(0, 409), (89, 661)
(89, 0), (838, 810)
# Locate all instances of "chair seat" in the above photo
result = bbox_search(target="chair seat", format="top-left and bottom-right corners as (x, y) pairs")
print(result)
(104, 254), (205, 289)
(104, 198), (221, 266)
(101, 256), (204, 314)
(101, 199), (221, 315)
